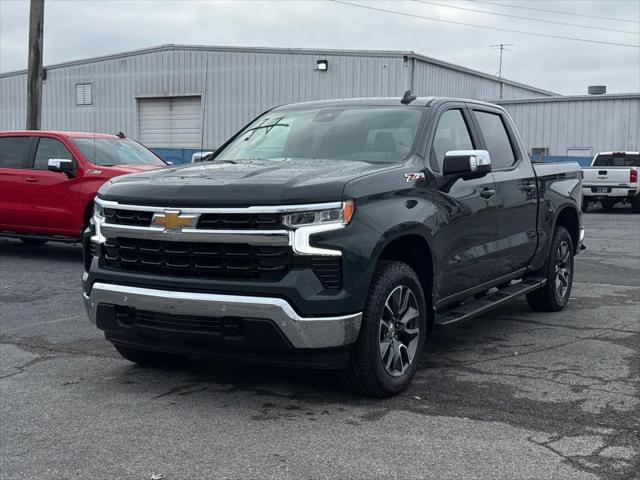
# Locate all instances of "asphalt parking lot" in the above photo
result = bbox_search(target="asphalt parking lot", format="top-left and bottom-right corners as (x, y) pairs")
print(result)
(1, 207), (638, 480)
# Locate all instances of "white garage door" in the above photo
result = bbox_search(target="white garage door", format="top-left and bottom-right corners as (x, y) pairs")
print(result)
(138, 96), (202, 148)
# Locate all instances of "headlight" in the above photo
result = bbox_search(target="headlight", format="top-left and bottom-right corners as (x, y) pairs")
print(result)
(283, 200), (355, 228)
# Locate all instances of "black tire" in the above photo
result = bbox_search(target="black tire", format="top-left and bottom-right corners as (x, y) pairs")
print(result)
(631, 195), (640, 214)
(339, 261), (427, 398)
(526, 226), (574, 312)
(581, 197), (589, 213)
(20, 238), (48, 246)
(113, 344), (179, 367)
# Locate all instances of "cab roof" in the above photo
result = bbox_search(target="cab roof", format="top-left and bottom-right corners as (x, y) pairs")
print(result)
(273, 96), (505, 110)
(0, 130), (122, 139)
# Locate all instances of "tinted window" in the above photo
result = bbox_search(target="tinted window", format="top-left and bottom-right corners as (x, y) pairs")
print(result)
(33, 138), (74, 170)
(593, 154), (640, 167)
(0, 137), (31, 168)
(216, 107), (424, 164)
(73, 138), (165, 166)
(474, 111), (516, 169)
(431, 109), (473, 172)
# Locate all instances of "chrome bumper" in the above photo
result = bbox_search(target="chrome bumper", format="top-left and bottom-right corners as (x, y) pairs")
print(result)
(83, 282), (361, 349)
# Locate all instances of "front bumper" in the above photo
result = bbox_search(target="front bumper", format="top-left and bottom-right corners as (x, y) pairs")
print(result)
(83, 282), (362, 350)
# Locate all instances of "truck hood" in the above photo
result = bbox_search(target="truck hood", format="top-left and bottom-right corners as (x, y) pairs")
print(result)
(101, 164), (165, 175)
(98, 158), (395, 206)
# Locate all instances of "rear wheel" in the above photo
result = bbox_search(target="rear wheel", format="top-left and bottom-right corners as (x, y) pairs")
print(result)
(339, 261), (426, 398)
(19, 238), (48, 247)
(581, 197), (589, 212)
(113, 344), (180, 367)
(526, 226), (574, 312)
(631, 195), (640, 214)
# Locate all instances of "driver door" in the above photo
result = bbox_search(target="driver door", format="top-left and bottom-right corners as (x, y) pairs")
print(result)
(22, 136), (82, 235)
(429, 105), (498, 304)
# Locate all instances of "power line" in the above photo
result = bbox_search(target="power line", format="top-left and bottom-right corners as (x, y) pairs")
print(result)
(327, 0), (640, 48)
(470, 0), (640, 25)
(413, 0), (639, 35)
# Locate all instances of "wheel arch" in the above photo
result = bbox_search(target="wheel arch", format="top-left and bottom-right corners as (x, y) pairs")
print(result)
(372, 226), (436, 333)
(553, 205), (580, 254)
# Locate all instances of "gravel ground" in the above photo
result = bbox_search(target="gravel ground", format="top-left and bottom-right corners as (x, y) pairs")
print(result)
(1, 207), (638, 480)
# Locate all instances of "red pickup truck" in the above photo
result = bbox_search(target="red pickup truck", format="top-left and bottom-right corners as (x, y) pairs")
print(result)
(0, 131), (166, 245)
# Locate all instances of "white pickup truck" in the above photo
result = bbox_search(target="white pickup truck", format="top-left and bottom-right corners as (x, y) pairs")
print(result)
(582, 151), (640, 213)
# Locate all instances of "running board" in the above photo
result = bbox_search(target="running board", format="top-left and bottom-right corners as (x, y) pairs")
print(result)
(435, 278), (546, 327)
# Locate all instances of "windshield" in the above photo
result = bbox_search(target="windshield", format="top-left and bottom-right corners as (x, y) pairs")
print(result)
(216, 106), (424, 164)
(593, 153), (640, 167)
(73, 137), (166, 167)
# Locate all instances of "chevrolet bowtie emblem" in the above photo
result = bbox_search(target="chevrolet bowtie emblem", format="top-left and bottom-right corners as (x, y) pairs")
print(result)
(151, 210), (200, 231)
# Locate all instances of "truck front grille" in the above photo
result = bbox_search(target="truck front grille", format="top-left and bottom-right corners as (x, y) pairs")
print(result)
(104, 208), (153, 226)
(103, 208), (283, 230)
(101, 237), (292, 281)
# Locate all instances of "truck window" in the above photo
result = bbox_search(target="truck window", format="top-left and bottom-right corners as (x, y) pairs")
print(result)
(474, 111), (516, 169)
(593, 154), (640, 167)
(0, 137), (31, 168)
(33, 138), (75, 170)
(431, 109), (474, 172)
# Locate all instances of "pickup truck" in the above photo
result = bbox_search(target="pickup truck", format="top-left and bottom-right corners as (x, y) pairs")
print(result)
(581, 151), (640, 213)
(82, 96), (584, 397)
(0, 131), (167, 244)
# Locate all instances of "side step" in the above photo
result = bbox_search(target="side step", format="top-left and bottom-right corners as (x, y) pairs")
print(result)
(435, 277), (546, 327)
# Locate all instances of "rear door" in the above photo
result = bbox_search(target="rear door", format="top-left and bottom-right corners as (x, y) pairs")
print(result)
(22, 136), (82, 235)
(0, 136), (33, 230)
(470, 106), (538, 279)
(429, 104), (498, 302)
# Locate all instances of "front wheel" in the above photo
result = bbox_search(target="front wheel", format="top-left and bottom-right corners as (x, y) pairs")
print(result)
(526, 226), (574, 312)
(631, 195), (640, 214)
(339, 261), (426, 398)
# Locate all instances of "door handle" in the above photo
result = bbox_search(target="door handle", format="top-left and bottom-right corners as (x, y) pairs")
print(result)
(480, 188), (496, 199)
(25, 176), (39, 183)
(523, 183), (536, 192)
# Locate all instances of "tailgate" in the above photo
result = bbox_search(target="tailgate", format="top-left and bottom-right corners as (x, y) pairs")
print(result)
(582, 167), (633, 186)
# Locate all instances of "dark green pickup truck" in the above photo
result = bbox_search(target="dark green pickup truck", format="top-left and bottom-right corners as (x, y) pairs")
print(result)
(83, 96), (584, 397)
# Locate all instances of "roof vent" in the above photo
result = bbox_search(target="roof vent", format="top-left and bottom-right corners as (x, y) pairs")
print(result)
(588, 85), (606, 95)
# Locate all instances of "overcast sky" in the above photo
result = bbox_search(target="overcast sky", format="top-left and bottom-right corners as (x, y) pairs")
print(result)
(0, 0), (638, 95)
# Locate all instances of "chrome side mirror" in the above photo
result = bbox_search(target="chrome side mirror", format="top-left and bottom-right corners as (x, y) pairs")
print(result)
(47, 158), (75, 177)
(443, 150), (491, 177)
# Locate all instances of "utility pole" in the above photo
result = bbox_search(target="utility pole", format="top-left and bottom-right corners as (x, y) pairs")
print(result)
(490, 43), (513, 100)
(26, 0), (45, 130)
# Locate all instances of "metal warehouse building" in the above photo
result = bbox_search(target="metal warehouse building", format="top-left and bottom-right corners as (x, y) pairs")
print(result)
(497, 94), (640, 165)
(0, 44), (638, 164)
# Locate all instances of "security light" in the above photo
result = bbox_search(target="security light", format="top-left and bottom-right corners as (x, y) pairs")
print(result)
(316, 60), (328, 71)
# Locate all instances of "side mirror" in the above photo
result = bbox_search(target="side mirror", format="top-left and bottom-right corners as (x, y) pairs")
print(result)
(443, 150), (491, 177)
(47, 158), (75, 177)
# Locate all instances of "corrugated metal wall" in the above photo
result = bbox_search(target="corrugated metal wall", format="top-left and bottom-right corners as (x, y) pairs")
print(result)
(411, 59), (538, 101)
(499, 96), (640, 157)
(0, 45), (548, 149)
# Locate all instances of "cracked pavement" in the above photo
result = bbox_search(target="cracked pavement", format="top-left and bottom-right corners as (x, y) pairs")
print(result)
(1, 208), (638, 479)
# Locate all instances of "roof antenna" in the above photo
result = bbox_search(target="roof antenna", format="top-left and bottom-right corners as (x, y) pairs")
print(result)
(401, 90), (416, 105)
(116, 131), (126, 138)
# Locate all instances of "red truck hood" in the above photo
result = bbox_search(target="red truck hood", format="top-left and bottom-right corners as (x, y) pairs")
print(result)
(102, 164), (164, 175)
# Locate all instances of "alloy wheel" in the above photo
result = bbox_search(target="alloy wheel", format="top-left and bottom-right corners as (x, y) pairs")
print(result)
(555, 240), (572, 298)
(378, 285), (420, 377)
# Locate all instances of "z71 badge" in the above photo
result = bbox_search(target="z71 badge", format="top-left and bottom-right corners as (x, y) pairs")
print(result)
(404, 172), (426, 183)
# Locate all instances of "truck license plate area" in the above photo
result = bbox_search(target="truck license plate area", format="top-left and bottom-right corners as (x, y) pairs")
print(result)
(592, 187), (610, 193)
